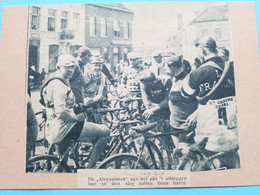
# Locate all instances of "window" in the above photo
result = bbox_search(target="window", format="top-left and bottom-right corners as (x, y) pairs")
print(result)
(89, 16), (96, 36)
(73, 13), (80, 32)
(215, 28), (222, 39)
(31, 7), (40, 30)
(123, 22), (129, 39)
(114, 20), (120, 38)
(48, 9), (56, 31)
(100, 17), (107, 37)
(201, 29), (208, 37)
(61, 11), (68, 30)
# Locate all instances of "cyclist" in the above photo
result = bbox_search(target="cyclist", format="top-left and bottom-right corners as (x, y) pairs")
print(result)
(122, 52), (144, 115)
(42, 54), (110, 169)
(150, 51), (168, 76)
(83, 56), (107, 123)
(83, 56), (106, 102)
(70, 46), (116, 104)
(179, 36), (239, 170)
(70, 46), (92, 104)
(166, 55), (198, 154)
(139, 70), (172, 122)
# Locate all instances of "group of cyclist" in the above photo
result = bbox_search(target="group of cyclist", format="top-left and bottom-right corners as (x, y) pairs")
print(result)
(27, 35), (240, 170)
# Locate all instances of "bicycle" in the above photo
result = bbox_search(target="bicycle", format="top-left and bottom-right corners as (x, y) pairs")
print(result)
(26, 136), (151, 172)
(128, 118), (196, 170)
(102, 121), (171, 170)
(27, 102), (151, 172)
(176, 137), (240, 171)
(32, 109), (49, 156)
(108, 96), (146, 125)
(107, 80), (123, 98)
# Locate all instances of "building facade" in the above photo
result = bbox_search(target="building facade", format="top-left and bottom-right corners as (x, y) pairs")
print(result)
(28, 5), (85, 73)
(166, 5), (232, 62)
(28, 3), (133, 76)
(84, 3), (134, 73)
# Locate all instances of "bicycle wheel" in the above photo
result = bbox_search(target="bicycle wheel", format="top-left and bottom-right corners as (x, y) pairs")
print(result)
(115, 135), (165, 169)
(99, 109), (114, 129)
(148, 135), (173, 170)
(26, 155), (71, 173)
(141, 140), (164, 169)
(97, 154), (150, 169)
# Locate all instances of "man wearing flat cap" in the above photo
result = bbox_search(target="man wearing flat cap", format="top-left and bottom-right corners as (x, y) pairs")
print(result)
(177, 36), (239, 170)
(150, 51), (166, 76)
(166, 55), (198, 158)
(70, 46), (92, 104)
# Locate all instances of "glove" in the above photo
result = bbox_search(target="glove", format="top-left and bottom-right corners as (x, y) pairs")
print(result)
(76, 113), (85, 122)
(73, 103), (83, 115)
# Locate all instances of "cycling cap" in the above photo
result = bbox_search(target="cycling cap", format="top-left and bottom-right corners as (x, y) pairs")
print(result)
(199, 36), (217, 49)
(56, 54), (77, 67)
(90, 56), (105, 64)
(165, 55), (183, 68)
(151, 50), (162, 57)
(77, 46), (92, 57)
(128, 52), (142, 59)
(218, 47), (230, 57)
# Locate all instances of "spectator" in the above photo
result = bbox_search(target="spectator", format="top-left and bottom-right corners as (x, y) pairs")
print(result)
(41, 68), (46, 84)
(218, 47), (235, 84)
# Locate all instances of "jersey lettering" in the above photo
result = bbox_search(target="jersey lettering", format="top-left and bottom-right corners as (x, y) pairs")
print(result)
(195, 96), (238, 151)
(218, 107), (227, 126)
(215, 70), (222, 78)
(199, 82), (213, 92)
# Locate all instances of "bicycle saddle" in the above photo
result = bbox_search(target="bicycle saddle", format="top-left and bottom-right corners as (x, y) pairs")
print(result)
(131, 122), (157, 133)
(189, 137), (208, 152)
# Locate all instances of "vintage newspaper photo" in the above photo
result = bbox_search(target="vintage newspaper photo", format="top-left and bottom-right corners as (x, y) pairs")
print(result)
(26, 2), (239, 172)
(0, 1), (260, 189)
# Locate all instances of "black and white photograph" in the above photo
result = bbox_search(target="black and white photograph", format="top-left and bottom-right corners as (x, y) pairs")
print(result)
(25, 2), (240, 174)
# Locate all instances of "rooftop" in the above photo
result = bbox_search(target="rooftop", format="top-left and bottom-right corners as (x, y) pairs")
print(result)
(90, 3), (133, 14)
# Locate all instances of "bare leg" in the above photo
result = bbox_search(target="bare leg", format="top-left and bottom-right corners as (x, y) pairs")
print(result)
(87, 136), (109, 168)
(77, 122), (110, 168)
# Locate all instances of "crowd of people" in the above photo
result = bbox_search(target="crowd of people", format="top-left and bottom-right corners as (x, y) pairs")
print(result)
(26, 36), (240, 170)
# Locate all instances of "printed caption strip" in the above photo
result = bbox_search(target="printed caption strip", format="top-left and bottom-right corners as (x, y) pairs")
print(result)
(78, 170), (190, 188)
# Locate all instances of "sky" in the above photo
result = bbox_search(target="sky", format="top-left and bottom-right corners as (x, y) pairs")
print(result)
(122, 2), (226, 56)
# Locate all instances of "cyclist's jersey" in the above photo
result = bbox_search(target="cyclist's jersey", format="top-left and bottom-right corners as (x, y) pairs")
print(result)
(70, 62), (85, 103)
(122, 66), (143, 94)
(195, 96), (238, 152)
(141, 75), (172, 118)
(181, 57), (238, 152)
(83, 72), (105, 98)
(169, 72), (198, 129)
(183, 57), (235, 99)
(44, 79), (77, 144)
